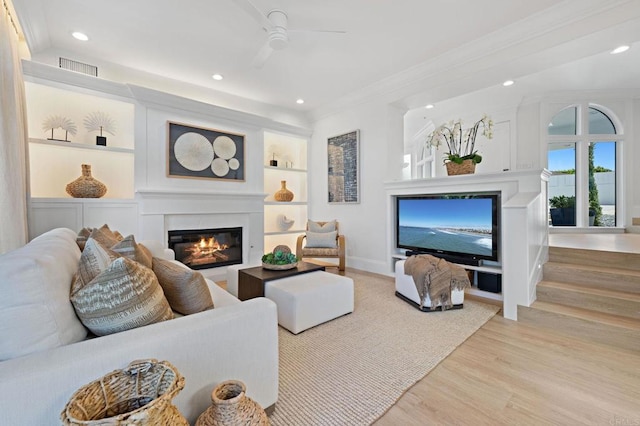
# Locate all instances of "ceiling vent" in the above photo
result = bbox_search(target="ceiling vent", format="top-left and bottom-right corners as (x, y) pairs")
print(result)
(59, 57), (98, 77)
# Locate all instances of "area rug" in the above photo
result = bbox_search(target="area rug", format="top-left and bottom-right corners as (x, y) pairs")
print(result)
(269, 270), (499, 425)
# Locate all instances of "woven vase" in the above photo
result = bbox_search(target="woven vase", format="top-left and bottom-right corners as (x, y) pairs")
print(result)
(66, 164), (107, 198)
(195, 380), (269, 426)
(274, 180), (294, 202)
(445, 159), (476, 176)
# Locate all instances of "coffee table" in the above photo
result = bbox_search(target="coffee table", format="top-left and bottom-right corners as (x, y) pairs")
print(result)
(237, 261), (325, 301)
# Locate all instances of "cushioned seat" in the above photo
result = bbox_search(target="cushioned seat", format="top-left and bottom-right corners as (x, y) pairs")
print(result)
(395, 259), (465, 311)
(296, 220), (346, 271)
(265, 271), (354, 334)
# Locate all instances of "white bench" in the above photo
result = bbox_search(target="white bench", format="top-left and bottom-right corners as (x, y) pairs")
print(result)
(395, 259), (465, 311)
(227, 265), (354, 334)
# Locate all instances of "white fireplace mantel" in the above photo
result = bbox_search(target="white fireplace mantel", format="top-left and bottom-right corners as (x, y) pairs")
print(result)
(136, 188), (266, 280)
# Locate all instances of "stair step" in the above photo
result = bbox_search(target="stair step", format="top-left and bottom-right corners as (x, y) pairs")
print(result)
(537, 280), (640, 320)
(543, 262), (640, 294)
(518, 301), (640, 352)
(549, 246), (640, 271)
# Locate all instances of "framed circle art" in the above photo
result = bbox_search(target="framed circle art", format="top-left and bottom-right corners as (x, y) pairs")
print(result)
(167, 121), (245, 181)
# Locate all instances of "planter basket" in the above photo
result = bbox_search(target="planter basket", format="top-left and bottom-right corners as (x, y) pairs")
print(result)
(61, 359), (188, 425)
(262, 262), (298, 270)
(445, 159), (476, 176)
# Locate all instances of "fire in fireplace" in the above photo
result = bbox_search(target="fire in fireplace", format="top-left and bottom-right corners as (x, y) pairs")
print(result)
(168, 227), (242, 270)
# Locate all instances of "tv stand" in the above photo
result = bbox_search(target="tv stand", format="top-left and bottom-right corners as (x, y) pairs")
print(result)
(405, 250), (482, 267)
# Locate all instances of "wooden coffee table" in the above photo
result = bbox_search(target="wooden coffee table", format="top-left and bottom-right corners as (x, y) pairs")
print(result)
(237, 261), (325, 301)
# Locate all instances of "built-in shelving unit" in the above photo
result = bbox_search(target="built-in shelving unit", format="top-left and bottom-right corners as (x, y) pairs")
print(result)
(263, 132), (308, 252)
(23, 62), (138, 238)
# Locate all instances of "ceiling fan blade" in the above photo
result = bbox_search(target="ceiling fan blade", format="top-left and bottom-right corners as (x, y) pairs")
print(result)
(232, 0), (273, 30)
(289, 29), (347, 34)
(252, 42), (274, 68)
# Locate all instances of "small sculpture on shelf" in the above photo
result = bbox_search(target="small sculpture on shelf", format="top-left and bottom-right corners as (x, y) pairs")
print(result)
(276, 214), (295, 231)
(84, 111), (116, 146)
(42, 115), (77, 142)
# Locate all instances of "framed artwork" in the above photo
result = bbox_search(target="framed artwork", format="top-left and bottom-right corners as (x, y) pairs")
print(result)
(328, 130), (359, 203)
(167, 121), (245, 181)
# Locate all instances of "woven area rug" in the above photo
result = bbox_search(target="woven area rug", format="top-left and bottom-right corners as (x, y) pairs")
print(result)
(269, 270), (499, 425)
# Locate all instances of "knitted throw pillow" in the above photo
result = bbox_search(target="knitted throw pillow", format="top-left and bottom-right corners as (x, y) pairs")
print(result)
(152, 257), (214, 315)
(71, 257), (173, 336)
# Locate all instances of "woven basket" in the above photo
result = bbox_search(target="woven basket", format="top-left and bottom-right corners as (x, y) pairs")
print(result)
(61, 359), (188, 425)
(445, 159), (476, 176)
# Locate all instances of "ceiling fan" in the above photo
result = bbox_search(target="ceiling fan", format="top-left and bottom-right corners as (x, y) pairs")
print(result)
(233, 0), (346, 68)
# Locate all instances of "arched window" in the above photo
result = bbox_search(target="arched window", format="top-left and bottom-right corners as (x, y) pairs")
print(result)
(547, 103), (621, 228)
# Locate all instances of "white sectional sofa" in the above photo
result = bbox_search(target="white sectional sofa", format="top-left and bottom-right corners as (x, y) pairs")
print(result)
(0, 228), (279, 425)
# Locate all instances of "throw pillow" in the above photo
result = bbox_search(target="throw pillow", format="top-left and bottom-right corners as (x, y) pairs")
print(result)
(72, 237), (120, 294)
(76, 227), (93, 251)
(152, 257), (214, 315)
(112, 234), (153, 269)
(88, 224), (119, 248)
(71, 257), (173, 336)
(305, 230), (338, 248)
(307, 220), (336, 233)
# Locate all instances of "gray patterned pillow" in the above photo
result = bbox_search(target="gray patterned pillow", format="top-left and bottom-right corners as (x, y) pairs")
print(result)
(305, 230), (338, 248)
(152, 257), (214, 315)
(72, 237), (120, 294)
(70, 257), (173, 336)
(307, 220), (336, 233)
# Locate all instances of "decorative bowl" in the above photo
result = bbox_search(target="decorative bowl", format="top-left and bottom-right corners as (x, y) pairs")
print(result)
(262, 262), (298, 271)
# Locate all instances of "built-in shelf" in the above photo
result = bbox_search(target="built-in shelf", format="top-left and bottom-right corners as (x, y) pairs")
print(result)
(29, 138), (134, 154)
(264, 166), (306, 173)
(391, 253), (502, 274)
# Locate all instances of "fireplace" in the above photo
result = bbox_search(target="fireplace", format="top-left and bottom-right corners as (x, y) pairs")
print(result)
(168, 227), (242, 270)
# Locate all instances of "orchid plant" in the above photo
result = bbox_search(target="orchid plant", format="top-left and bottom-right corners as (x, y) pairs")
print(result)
(426, 114), (494, 164)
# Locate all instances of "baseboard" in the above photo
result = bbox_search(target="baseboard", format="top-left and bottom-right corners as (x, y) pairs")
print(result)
(395, 291), (464, 312)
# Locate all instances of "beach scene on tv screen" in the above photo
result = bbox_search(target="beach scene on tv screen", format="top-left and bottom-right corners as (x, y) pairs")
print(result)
(398, 198), (493, 257)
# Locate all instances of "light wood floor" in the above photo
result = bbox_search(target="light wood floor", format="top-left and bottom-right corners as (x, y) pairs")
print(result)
(374, 314), (640, 425)
(376, 234), (640, 425)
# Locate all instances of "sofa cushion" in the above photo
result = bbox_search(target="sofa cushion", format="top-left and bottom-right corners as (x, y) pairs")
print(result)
(152, 257), (214, 315)
(305, 230), (338, 248)
(72, 237), (120, 294)
(89, 224), (119, 248)
(0, 228), (87, 361)
(71, 257), (173, 336)
(112, 234), (152, 269)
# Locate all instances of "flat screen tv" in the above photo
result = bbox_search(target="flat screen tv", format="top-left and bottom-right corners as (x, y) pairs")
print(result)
(396, 192), (500, 264)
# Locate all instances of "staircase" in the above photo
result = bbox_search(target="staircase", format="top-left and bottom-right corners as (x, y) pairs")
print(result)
(518, 244), (640, 352)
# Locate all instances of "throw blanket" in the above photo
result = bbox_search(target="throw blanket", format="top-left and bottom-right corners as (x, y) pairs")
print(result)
(404, 255), (470, 310)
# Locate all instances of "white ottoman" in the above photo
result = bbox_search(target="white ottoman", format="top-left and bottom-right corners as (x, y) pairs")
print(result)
(265, 271), (354, 334)
(395, 259), (465, 311)
(226, 262), (260, 297)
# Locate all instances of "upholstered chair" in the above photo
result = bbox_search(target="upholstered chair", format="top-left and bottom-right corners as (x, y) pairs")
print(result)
(296, 220), (345, 271)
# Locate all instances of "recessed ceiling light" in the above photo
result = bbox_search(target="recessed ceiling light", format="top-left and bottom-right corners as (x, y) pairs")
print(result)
(425, 104), (434, 109)
(503, 80), (514, 87)
(72, 32), (89, 41)
(296, 99), (304, 104)
(212, 74), (223, 80)
(611, 45), (630, 54)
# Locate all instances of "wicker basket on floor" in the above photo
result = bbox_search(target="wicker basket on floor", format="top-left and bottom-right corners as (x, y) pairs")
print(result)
(61, 359), (188, 425)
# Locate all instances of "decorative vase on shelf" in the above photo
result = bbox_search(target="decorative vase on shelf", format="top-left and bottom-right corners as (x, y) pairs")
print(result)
(65, 164), (107, 198)
(195, 380), (269, 426)
(274, 180), (294, 202)
(445, 159), (476, 176)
